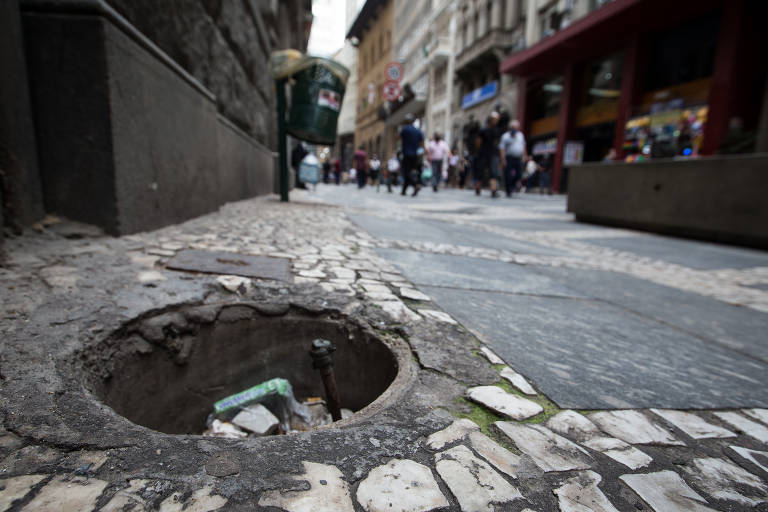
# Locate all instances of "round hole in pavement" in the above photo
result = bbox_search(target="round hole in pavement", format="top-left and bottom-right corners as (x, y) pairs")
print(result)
(81, 304), (408, 435)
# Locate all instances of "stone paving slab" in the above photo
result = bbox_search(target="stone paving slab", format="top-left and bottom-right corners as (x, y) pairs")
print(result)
(420, 285), (768, 409)
(580, 234), (768, 270)
(532, 266), (768, 364)
(377, 248), (584, 298)
(353, 213), (567, 256)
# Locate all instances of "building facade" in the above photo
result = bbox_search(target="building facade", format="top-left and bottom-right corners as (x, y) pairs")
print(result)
(332, 0), (363, 173)
(503, 0), (768, 192)
(388, 0), (459, 149)
(451, 0), (527, 154)
(348, 0), (395, 160)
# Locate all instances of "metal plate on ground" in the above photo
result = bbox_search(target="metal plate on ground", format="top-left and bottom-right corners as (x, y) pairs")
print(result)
(166, 249), (292, 282)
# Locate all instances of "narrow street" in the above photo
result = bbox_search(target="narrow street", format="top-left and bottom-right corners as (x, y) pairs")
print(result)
(309, 184), (768, 410)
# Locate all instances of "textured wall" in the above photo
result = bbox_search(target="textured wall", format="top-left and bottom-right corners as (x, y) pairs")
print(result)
(106, 0), (309, 147)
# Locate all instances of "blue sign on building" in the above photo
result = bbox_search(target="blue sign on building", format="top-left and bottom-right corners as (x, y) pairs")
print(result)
(461, 81), (498, 109)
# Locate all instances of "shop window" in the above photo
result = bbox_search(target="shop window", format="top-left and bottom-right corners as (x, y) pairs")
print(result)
(532, 76), (564, 119)
(646, 15), (718, 91)
(582, 53), (622, 106)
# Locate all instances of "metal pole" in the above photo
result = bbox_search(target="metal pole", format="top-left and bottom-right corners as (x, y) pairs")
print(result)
(276, 77), (289, 202)
(308, 339), (342, 421)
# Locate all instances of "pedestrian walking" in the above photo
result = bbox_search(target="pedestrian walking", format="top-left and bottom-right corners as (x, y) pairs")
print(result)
(427, 132), (451, 192)
(499, 119), (527, 197)
(474, 111), (502, 198)
(386, 153), (400, 193)
(353, 146), (367, 189)
(333, 158), (341, 185)
(448, 148), (459, 187)
(322, 158), (331, 184)
(369, 155), (381, 191)
(399, 114), (426, 197)
(291, 142), (308, 189)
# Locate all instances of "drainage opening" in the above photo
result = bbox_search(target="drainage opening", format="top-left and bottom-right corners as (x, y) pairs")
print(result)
(82, 304), (402, 435)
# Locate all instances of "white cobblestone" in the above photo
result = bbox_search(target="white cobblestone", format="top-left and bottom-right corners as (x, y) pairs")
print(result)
(22, 475), (109, 512)
(479, 347), (505, 365)
(620, 470), (716, 512)
(590, 410), (684, 446)
(466, 386), (543, 420)
(499, 367), (536, 395)
(435, 445), (523, 511)
(159, 485), (226, 512)
(554, 471), (619, 512)
(714, 411), (768, 443)
(650, 409), (736, 439)
(468, 431), (521, 479)
(495, 422), (592, 472)
(101, 479), (150, 511)
(426, 419), (481, 450)
(418, 309), (456, 324)
(399, 287), (431, 301)
(355, 459), (448, 512)
(259, 461), (354, 512)
(0, 474), (46, 510)
(730, 446), (768, 473)
(682, 457), (768, 506)
(546, 411), (652, 470)
(743, 408), (768, 425)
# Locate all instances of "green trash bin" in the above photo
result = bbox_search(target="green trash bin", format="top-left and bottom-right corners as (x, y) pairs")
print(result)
(284, 57), (349, 145)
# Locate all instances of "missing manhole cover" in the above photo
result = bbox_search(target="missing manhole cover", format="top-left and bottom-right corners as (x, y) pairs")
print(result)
(166, 249), (292, 281)
(81, 305), (408, 435)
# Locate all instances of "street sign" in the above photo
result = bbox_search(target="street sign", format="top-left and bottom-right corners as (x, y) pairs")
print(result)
(385, 62), (404, 82)
(382, 80), (401, 102)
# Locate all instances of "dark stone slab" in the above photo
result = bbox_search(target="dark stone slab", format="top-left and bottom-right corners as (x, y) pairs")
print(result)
(421, 286), (768, 410)
(354, 214), (565, 256)
(580, 235), (768, 270)
(534, 266), (768, 364)
(166, 249), (292, 282)
(377, 248), (583, 297)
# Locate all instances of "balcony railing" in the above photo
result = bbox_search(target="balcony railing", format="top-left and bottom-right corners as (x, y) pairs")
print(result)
(455, 28), (523, 73)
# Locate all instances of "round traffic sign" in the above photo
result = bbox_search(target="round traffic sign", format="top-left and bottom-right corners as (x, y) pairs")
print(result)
(382, 80), (401, 102)
(385, 62), (404, 82)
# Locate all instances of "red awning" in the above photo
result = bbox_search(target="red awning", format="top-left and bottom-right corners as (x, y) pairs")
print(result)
(500, 0), (719, 78)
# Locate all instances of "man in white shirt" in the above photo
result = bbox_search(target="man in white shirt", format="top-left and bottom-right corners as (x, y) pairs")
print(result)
(499, 119), (527, 197)
(427, 132), (451, 192)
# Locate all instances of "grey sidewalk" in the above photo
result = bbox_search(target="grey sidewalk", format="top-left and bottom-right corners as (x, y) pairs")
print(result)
(0, 189), (766, 511)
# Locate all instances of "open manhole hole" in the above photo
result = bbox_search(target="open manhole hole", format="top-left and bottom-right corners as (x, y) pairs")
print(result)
(81, 304), (411, 436)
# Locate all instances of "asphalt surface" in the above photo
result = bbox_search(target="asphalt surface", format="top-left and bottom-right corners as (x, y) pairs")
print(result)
(310, 183), (768, 410)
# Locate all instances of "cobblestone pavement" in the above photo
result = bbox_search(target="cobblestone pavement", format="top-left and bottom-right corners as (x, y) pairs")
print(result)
(0, 190), (766, 511)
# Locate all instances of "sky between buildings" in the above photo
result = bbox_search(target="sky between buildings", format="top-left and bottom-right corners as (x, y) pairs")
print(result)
(307, 0), (365, 57)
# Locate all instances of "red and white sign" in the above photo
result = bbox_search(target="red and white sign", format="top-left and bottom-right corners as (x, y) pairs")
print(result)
(382, 80), (401, 102)
(385, 62), (404, 82)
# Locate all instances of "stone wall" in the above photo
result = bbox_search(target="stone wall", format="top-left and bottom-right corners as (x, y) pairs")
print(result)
(567, 155), (768, 248)
(22, 1), (285, 234)
(105, 0), (310, 148)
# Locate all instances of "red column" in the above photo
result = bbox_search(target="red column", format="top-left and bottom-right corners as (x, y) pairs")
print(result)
(553, 62), (579, 193)
(613, 34), (642, 158)
(517, 76), (528, 131)
(700, 1), (747, 155)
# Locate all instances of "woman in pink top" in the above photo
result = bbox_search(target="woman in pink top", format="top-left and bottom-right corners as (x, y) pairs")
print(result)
(427, 132), (451, 192)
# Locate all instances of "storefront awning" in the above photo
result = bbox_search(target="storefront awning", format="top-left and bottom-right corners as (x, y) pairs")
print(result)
(500, 0), (717, 78)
